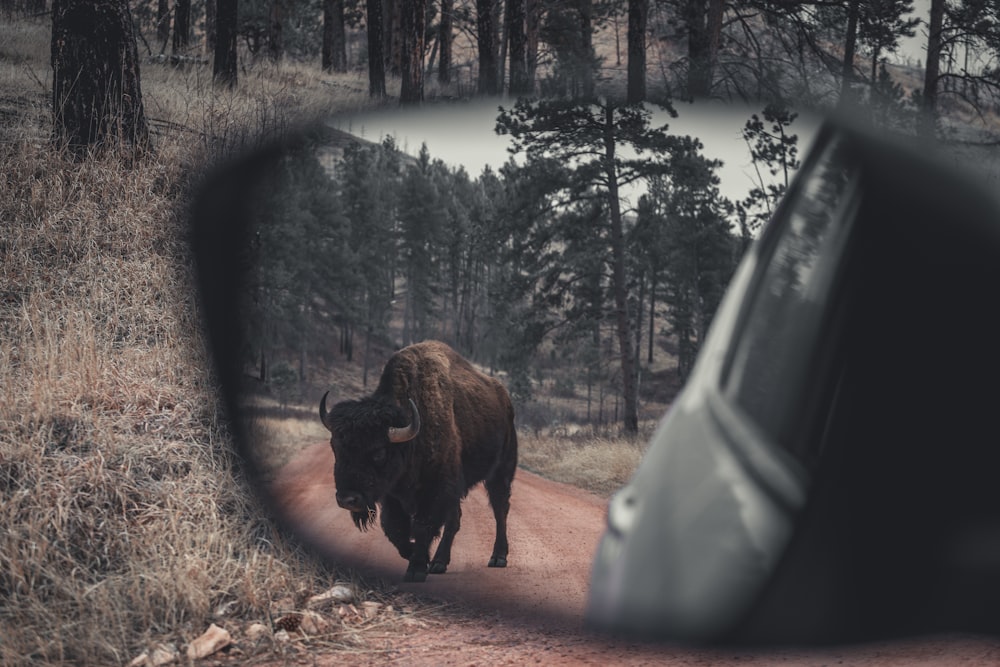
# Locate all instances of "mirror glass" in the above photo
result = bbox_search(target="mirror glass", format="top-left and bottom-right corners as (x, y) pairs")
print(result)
(222, 100), (821, 629)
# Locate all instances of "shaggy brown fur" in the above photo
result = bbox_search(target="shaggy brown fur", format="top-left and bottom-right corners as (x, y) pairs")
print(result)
(320, 341), (518, 582)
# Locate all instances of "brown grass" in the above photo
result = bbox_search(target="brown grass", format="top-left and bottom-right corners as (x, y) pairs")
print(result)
(517, 426), (653, 498)
(0, 15), (444, 666)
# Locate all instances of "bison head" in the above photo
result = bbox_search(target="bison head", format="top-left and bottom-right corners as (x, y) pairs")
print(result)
(319, 393), (420, 530)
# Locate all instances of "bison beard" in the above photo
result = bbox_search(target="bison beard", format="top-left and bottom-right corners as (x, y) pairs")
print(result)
(319, 341), (518, 583)
(352, 506), (378, 531)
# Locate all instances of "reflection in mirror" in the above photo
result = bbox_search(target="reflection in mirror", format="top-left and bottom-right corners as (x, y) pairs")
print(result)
(227, 102), (818, 630)
(724, 134), (860, 467)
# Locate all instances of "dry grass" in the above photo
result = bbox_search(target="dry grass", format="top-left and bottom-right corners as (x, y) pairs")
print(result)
(518, 426), (653, 498)
(242, 398), (330, 480)
(0, 15), (436, 667)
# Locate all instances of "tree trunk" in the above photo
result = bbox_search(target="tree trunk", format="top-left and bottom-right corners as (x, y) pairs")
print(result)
(634, 272), (645, 384)
(399, 0), (426, 104)
(323, 0), (348, 72)
(919, 0), (945, 138)
(493, 0), (503, 85)
(213, 0), (238, 87)
(579, 0), (595, 99)
(205, 0), (216, 51)
(367, 0), (387, 96)
(627, 0), (647, 103)
(707, 0), (724, 82)
(839, 0), (860, 108)
(603, 103), (639, 433)
(476, 0), (498, 94)
(686, 0), (711, 98)
(51, 0), (150, 156)
(648, 274), (656, 364)
(507, 0), (530, 95)
(156, 0), (170, 51)
(526, 0), (541, 85)
(299, 344), (308, 383)
(439, 0), (453, 83)
(268, 0), (284, 62)
(385, 0), (402, 76)
(172, 0), (190, 54)
(363, 322), (373, 388)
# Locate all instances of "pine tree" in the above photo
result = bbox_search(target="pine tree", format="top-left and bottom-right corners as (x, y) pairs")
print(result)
(367, 0), (387, 96)
(214, 0), (238, 87)
(495, 98), (713, 432)
(51, 0), (150, 156)
(627, 0), (648, 103)
(338, 138), (400, 382)
(643, 158), (735, 380)
(398, 144), (446, 343)
(399, 0), (427, 104)
(477, 0), (500, 94)
(245, 145), (351, 387)
(738, 104), (800, 244)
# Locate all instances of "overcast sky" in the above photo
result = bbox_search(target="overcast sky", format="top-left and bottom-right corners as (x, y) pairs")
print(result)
(330, 99), (822, 211)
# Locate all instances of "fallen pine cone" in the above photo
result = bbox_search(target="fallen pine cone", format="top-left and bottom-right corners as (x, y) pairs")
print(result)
(274, 614), (301, 633)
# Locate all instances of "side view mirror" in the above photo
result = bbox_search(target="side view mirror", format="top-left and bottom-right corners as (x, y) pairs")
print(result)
(190, 110), (1000, 646)
(587, 119), (1000, 644)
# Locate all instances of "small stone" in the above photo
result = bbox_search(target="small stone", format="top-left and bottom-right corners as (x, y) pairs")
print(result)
(127, 651), (149, 667)
(307, 583), (355, 607)
(298, 610), (334, 635)
(274, 629), (291, 644)
(273, 596), (297, 612)
(150, 643), (179, 666)
(186, 624), (231, 660)
(361, 601), (382, 618)
(245, 622), (268, 641)
(213, 600), (237, 618)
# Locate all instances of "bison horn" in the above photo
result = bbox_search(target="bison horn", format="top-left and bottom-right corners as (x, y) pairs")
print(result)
(387, 398), (421, 443)
(319, 391), (334, 431)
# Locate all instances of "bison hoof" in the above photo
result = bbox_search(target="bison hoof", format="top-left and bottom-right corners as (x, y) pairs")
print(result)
(428, 561), (448, 574)
(487, 556), (507, 568)
(403, 567), (428, 583)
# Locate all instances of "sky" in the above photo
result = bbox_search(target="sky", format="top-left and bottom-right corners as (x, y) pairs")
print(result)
(901, 0), (932, 67)
(329, 99), (823, 210)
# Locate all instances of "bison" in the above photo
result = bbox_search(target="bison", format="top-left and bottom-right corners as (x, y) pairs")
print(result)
(319, 340), (518, 582)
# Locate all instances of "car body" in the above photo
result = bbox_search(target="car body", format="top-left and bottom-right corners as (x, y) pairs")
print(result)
(587, 118), (1000, 644)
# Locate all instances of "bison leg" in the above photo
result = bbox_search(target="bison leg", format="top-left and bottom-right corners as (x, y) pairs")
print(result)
(379, 497), (413, 561)
(405, 490), (460, 582)
(484, 461), (515, 568)
(403, 517), (435, 583)
(429, 503), (462, 574)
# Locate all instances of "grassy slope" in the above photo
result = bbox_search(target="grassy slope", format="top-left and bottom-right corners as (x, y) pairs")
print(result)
(0, 17), (404, 666)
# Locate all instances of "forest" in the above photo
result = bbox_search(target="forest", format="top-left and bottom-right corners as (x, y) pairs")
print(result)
(30, 0), (1000, 435)
(4, 1), (1000, 665)
(100, 0), (1000, 126)
(202, 0), (1000, 433)
(242, 100), (801, 434)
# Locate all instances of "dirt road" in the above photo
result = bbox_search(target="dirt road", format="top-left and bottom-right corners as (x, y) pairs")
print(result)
(266, 442), (1000, 666)
(267, 440), (607, 633)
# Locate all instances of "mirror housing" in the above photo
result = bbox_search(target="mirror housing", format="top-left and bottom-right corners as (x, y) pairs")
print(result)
(587, 118), (1000, 644)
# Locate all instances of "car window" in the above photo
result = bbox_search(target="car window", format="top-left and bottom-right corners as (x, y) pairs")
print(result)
(723, 136), (859, 464)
